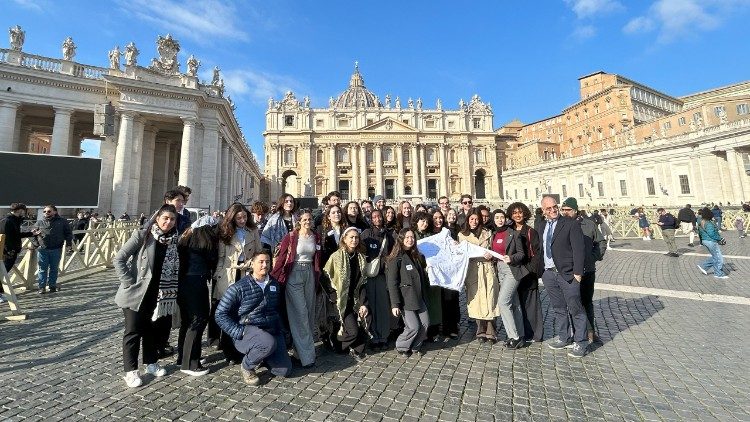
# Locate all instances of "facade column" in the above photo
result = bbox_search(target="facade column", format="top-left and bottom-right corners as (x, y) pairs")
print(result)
(50, 107), (73, 156)
(178, 117), (196, 188)
(359, 145), (367, 199)
(97, 136), (117, 213)
(151, 140), (169, 211)
(725, 148), (745, 204)
(0, 101), (19, 151)
(328, 144), (338, 193)
(411, 144), (419, 196)
(129, 118), (145, 213)
(462, 144), (472, 196)
(138, 126), (157, 214)
(111, 111), (136, 215)
(12, 109), (24, 152)
(351, 145), (360, 201)
(375, 145), (384, 197)
(200, 121), (220, 210)
(395, 144), (404, 198)
(220, 141), (230, 209)
(418, 144), (427, 198)
(439, 143), (448, 197)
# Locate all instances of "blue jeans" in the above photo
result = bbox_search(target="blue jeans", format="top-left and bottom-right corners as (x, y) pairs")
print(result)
(37, 248), (63, 289)
(699, 240), (725, 277)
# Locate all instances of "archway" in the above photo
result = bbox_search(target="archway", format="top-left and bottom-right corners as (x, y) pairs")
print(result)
(474, 169), (486, 199)
(281, 170), (298, 197)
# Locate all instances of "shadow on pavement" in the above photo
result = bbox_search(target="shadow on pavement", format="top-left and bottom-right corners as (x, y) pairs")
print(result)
(590, 294), (664, 352)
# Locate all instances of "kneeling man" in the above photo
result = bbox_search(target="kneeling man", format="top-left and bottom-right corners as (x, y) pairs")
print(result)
(215, 251), (291, 385)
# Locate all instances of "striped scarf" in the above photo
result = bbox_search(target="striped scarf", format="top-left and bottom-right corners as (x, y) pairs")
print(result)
(150, 224), (180, 322)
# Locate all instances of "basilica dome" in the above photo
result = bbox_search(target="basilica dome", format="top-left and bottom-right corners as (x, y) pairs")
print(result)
(333, 63), (381, 108)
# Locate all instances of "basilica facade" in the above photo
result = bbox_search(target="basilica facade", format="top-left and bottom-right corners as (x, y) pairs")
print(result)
(263, 65), (500, 203)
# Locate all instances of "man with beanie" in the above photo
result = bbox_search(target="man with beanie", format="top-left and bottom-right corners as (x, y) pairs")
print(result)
(534, 195), (588, 358)
(373, 195), (385, 211)
(560, 198), (606, 344)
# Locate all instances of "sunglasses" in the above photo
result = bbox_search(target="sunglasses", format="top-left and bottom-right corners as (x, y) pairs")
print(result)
(462, 201), (473, 205)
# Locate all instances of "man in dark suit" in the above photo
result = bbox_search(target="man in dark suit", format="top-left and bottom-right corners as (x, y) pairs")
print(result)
(535, 195), (588, 358)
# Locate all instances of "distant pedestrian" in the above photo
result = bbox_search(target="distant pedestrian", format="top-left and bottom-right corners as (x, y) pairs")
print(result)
(636, 207), (651, 240)
(0, 203), (34, 302)
(735, 215), (746, 238)
(712, 205), (723, 231)
(677, 204), (697, 246)
(138, 212), (147, 226)
(656, 208), (679, 257)
(31, 205), (74, 294)
(696, 207), (728, 279)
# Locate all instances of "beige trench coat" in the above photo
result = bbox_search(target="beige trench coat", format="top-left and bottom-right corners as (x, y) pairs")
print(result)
(459, 229), (500, 320)
(212, 227), (262, 299)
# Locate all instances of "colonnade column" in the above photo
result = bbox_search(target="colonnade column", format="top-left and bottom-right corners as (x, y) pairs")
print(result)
(111, 111), (135, 215)
(375, 145), (384, 196)
(220, 141), (230, 209)
(418, 145), (427, 197)
(178, 117), (196, 188)
(462, 144), (472, 196)
(390, 144), (404, 199)
(359, 145), (367, 199)
(12, 111), (24, 152)
(129, 117), (145, 213)
(725, 148), (746, 204)
(151, 140), (169, 211)
(97, 135), (117, 213)
(411, 144), (419, 195)
(138, 126), (157, 214)
(328, 145), (337, 193)
(439, 143), (448, 197)
(351, 145), (360, 201)
(50, 107), (73, 156)
(0, 101), (20, 151)
(200, 121), (220, 210)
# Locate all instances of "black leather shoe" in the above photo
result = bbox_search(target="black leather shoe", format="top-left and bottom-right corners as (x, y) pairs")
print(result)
(49, 286), (58, 293)
(506, 338), (524, 349)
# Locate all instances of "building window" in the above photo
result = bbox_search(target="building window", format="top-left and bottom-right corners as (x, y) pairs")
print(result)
(679, 175), (691, 194)
(475, 149), (485, 163)
(338, 119), (350, 127)
(620, 180), (627, 196)
(535, 188), (539, 199)
(737, 103), (749, 115)
(425, 120), (435, 128)
(714, 106), (726, 117)
(284, 115), (294, 126)
(428, 168), (436, 174)
(449, 149), (456, 163)
(448, 121), (455, 129)
(426, 148), (435, 162)
(366, 149), (374, 163)
(514, 189), (518, 199)
(646, 177), (655, 196)
(472, 118), (481, 129)
(284, 148), (294, 165)
(338, 147), (349, 162)
(404, 149), (410, 162)
(597, 181), (604, 197)
(402, 119), (409, 125)
(316, 149), (324, 163)
(524, 189), (528, 199)
(383, 147), (393, 162)
(368, 169), (375, 174)
(367, 119), (374, 125)
(692, 112), (702, 122)
(315, 119), (324, 128)
(561, 185), (567, 197)
(678, 117), (686, 126)
(578, 183), (584, 198)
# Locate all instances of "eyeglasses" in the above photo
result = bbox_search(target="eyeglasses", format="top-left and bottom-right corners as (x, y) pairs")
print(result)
(43, 210), (53, 213)
(462, 201), (473, 205)
(439, 201), (449, 205)
(543, 205), (559, 211)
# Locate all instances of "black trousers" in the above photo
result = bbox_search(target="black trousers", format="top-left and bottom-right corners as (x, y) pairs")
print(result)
(580, 272), (596, 333)
(177, 274), (210, 370)
(122, 277), (159, 372)
(339, 310), (369, 354)
(517, 274), (544, 342)
(440, 288), (460, 336)
(208, 270), (244, 363)
(3, 255), (17, 294)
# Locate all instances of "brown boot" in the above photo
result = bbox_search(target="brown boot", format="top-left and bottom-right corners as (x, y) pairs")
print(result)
(239, 366), (260, 386)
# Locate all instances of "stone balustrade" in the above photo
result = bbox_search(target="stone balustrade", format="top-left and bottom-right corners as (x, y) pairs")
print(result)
(1, 48), (109, 80)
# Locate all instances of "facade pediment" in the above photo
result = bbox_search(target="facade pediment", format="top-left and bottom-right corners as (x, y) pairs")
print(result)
(361, 117), (417, 132)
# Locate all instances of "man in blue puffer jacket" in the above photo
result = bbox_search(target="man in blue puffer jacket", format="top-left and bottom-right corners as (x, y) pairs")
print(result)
(214, 250), (291, 385)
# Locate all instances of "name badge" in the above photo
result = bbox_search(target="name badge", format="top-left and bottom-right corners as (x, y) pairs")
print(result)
(315, 245), (321, 250)
(406, 264), (413, 271)
(269, 285), (277, 292)
(496, 239), (503, 244)
(327, 230), (336, 237)
(370, 244), (378, 249)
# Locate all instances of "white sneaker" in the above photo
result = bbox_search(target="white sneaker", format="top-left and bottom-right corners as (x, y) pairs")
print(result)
(145, 363), (167, 377)
(714, 275), (729, 280)
(123, 370), (142, 388)
(0, 294), (7, 303)
(180, 367), (210, 377)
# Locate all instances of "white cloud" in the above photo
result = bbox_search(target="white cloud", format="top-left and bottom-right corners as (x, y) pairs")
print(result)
(11, 0), (44, 12)
(571, 25), (597, 40)
(203, 68), (304, 105)
(117, 0), (249, 44)
(624, 0), (749, 43)
(80, 139), (101, 158)
(564, 0), (624, 19)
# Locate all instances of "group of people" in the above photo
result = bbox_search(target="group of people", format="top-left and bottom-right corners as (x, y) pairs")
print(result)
(111, 187), (609, 389)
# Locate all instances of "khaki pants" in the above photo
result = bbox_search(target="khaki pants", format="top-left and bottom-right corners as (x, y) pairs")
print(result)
(662, 229), (677, 254)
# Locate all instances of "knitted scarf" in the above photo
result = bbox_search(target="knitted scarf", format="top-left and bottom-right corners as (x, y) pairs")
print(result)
(150, 224), (180, 322)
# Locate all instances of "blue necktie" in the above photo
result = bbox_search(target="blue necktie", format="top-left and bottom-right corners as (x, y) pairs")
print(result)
(545, 221), (553, 259)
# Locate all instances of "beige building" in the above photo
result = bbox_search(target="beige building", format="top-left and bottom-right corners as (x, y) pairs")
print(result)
(500, 72), (750, 207)
(263, 65), (500, 203)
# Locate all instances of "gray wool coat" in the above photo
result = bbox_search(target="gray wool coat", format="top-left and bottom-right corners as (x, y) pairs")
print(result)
(113, 228), (158, 312)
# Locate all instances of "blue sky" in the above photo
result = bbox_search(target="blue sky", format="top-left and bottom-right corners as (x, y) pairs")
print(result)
(5, 0), (750, 166)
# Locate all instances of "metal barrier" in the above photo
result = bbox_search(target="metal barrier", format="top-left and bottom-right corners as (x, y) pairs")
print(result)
(603, 208), (748, 240)
(6, 221), (139, 292)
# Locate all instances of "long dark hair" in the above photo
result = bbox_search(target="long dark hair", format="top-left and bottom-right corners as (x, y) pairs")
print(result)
(344, 201), (367, 227)
(383, 206), (397, 228)
(412, 211), (432, 234)
(276, 193), (298, 217)
(322, 204), (348, 232)
(220, 203), (254, 245)
(460, 208), (484, 237)
(179, 224), (219, 252)
(387, 228), (421, 263)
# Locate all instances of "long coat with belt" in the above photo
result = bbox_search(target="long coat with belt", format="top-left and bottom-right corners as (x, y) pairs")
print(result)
(213, 227), (262, 299)
(459, 228), (500, 320)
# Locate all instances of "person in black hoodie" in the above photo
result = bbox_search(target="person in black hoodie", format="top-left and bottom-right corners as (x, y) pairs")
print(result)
(176, 216), (220, 376)
(0, 203), (34, 301)
(30, 205), (73, 294)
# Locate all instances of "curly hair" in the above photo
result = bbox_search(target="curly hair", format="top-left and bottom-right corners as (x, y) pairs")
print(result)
(219, 203), (255, 245)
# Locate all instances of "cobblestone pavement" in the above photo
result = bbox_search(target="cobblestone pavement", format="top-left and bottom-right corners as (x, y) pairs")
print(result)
(2, 240), (749, 421)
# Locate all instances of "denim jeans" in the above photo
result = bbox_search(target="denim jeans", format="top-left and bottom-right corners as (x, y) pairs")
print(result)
(699, 240), (725, 277)
(37, 248), (63, 289)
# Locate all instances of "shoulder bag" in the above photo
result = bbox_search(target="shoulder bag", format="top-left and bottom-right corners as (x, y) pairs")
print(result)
(364, 236), (388, 278)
